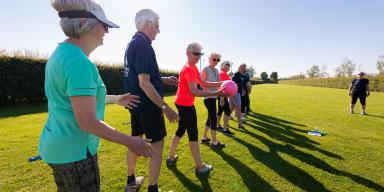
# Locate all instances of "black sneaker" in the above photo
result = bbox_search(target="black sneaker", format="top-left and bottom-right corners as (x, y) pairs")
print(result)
(222, 129), (234, 135)
(125, 176), (144, 192)
(200, 137), (211, 144)
(211, 142), (225, 150)
(166, 155), (178, 167)
(216, 126), (224, 132)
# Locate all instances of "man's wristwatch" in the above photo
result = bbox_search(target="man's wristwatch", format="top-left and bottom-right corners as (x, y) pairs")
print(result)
(161, 103), (167, 110)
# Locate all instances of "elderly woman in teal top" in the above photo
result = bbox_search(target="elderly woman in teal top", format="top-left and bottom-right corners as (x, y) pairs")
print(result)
(39, 0), (153, 191)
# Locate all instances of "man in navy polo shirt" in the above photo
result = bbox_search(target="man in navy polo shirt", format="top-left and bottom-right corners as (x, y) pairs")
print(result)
(123, 8), (179, 192)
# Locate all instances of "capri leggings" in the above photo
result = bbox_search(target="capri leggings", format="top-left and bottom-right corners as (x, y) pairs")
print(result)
(351, 91), (367, 105)
(175, 104), (198, 141)
(204, 98), (217, 130)
(217, 97), (230, 116)
(48, 150), (100, 192)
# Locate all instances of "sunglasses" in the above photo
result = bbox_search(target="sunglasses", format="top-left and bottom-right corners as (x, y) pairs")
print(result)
(191, 52), (204, 57)
(212, 58), (220, 62)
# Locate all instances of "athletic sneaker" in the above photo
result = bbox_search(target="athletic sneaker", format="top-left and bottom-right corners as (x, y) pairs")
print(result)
(125, 176), (144, 192)
(211, 142), (225, 150)
(216, 126), (224, 132)
(200, 137), (211, 144)
(166, 155), (178, 167)
(222, 129), (234, 135)
(349, 110), (354, 114)
(195, 163), (213, 175)
(360, 111), (367, 115)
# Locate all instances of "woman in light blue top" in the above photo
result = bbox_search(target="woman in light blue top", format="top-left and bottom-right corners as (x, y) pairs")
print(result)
(39, 0), (153, 191)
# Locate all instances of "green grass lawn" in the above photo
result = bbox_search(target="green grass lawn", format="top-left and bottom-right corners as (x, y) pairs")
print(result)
(0, 84), (383, 192)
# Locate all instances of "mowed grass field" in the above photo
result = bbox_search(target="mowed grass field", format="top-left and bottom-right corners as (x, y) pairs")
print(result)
(0, 84), (383, 192)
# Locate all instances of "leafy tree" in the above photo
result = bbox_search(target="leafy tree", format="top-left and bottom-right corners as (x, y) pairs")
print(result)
(306, 65), (321, 78)
(260, 72), (269, 82)
(289, 72), (306, 80)
(377, 55), (384, 74)
(334, 58), (356, 77)
(270, 72), (278, 82)
(246, 66), (255, 78)
(320, 65), (329, 77)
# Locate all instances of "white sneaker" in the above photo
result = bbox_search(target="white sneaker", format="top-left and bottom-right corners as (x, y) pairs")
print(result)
(195, 163), (213, 175)
(125, 176), (144, 192)
(360, 111), (367, 115)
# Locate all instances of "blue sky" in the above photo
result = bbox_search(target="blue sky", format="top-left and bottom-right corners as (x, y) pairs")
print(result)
(1, 0), (383, 77)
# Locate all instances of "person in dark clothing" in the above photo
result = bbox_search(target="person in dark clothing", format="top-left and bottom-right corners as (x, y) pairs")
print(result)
(231, 63), (248, 128)
(348, 72), (370, 115)
(124, 8), (179, 192)
(241, 72), (252, 116)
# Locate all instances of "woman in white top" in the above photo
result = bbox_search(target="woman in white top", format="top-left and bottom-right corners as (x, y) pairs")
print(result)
(200, 52), (225, 149)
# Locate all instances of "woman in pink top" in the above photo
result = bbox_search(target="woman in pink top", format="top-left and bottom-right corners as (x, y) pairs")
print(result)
(166, 42), (227, 175)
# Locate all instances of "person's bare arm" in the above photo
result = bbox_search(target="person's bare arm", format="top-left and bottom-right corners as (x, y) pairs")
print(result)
(367, 84), (371, 96)
(348, 84), (353, 96)
(188, 81), (224, 97)
(199, 80), (222, 88)
(70, 96), (153, 157)
(138, 74), (179, 123)
(246, 81), (252, 94)
(105, 93), (140, 109)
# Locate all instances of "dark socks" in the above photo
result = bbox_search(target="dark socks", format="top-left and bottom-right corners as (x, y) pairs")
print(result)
(148, 184), (158, 192)
(127, 174), (135, 184)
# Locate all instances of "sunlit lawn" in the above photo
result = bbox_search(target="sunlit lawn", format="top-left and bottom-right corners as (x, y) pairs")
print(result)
(0, 84), (383, 191)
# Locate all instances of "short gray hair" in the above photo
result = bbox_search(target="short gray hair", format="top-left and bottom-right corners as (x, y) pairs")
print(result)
(186, 42), (203, 52)
(51, 0), (101, 38)
(209, 52), (221, 59)
(239, 63), (247, 69)
(135, 9), (159, 30)
(221, 60), (231, 68)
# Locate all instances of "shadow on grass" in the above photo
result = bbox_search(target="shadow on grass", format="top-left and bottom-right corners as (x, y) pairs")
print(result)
(232, 132), (330, 192)
(168, 165), (212, 191)
(366, 114), (384, 119)
(234, 127), (384, 191)
(213, 150), (278, 192)
(246, 112), (342, 159)
(0, 103), (47, 119)
(232, 112), (384, 191)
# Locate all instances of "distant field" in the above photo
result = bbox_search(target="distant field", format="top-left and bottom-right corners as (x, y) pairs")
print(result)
(0, 84), (383, 191)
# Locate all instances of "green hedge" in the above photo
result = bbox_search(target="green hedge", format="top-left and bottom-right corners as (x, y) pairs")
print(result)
(0, 56), (178, 106)
(280, 76), (384, 92)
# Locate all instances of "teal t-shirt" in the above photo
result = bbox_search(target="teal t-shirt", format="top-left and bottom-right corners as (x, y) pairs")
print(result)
(39, 42), (106, 164)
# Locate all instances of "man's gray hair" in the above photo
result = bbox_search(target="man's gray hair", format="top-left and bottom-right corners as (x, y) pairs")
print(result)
(186, 42), (203, 52)
(135, 9), (159, 30)
(51, 0), (101, 38)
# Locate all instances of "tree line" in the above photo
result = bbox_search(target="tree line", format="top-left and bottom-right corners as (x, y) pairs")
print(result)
(288, 56), (384, 79)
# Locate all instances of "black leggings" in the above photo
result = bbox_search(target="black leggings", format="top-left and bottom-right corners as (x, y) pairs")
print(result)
(204, 98), (217, 130)
(217, 97), (230, 116)
(175, 104), (198, 141)
(351, 91), (367, 105)
(241, 94), (250, 113)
